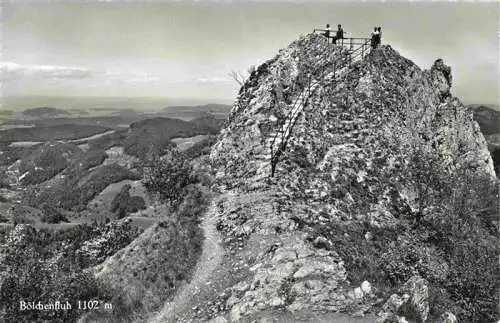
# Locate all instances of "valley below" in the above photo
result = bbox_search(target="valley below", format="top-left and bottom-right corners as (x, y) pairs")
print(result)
(0, 103), (230, 228)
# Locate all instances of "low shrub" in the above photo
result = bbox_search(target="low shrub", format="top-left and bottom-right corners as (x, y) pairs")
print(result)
(142, 149), (195, 209)
(40, 211), (69, 224)
(40, 203), (69, 224)
(110, 184), (146, 215)
(0, 177), (10, 189)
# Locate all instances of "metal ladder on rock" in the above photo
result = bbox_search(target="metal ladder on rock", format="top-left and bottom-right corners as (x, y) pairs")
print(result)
(269, 34), (372, 177)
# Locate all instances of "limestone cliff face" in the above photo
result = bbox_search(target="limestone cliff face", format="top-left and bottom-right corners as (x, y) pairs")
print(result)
(209, 34), (496, 321)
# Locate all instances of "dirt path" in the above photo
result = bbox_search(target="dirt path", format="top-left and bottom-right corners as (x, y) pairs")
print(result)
(149, 199), (224, 323)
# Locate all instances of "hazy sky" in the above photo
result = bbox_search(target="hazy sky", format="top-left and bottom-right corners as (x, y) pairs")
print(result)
(1, 0), (498, 104)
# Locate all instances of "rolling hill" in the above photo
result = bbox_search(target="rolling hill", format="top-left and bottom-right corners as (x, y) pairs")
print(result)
(21, 107), (71, 118)
(123, 115), (224, 157)
(18, 142), (83, 185)
(470, 105), (500, 136)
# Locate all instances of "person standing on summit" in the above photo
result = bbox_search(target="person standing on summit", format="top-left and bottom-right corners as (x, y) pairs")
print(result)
(323, 24), (332, 43)
(371, 27), (379, 49)
(371, 26), (382, 49)
(333, 24), (344, 44)
(377, 26), (382, 45)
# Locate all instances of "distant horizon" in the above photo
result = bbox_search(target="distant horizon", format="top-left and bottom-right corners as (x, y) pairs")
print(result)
(0, 94), (234, 113)
(2, 94), (497, 109)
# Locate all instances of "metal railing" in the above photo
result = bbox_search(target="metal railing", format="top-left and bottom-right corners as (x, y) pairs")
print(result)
(269, 32), (372, 177)
(269, 74), (313, 176)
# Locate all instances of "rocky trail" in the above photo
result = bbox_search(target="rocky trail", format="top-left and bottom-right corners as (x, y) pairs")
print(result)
(149, 198), (225, 323)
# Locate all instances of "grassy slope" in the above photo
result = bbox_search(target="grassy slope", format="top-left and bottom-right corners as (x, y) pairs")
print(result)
(84, 187), (209, 323)
(87, 220), (202, 322)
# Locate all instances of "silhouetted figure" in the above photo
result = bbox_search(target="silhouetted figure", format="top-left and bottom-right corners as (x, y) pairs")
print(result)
(336, 24), (344, 40)
(371, 26), (382, 49)
(371, 27), (379, 49)
(323, 24), (332, 43)
(332, 24), (344, 44)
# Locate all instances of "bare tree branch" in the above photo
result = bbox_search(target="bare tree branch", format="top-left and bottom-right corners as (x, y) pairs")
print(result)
(228, 70), (246, 87)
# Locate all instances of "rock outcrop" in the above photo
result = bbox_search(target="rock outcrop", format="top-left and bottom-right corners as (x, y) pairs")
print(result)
(205, 33), (496, 322)
(378, 275), (429, 322)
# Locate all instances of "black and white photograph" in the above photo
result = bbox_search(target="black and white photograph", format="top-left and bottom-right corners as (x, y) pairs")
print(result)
(0, 1), (498, 322)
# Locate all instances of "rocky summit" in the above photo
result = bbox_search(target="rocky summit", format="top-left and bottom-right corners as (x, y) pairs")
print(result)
(205, 33), (498, 322)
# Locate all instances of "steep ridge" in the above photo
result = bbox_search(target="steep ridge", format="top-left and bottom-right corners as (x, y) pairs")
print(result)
(205, 33), (497, 322)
